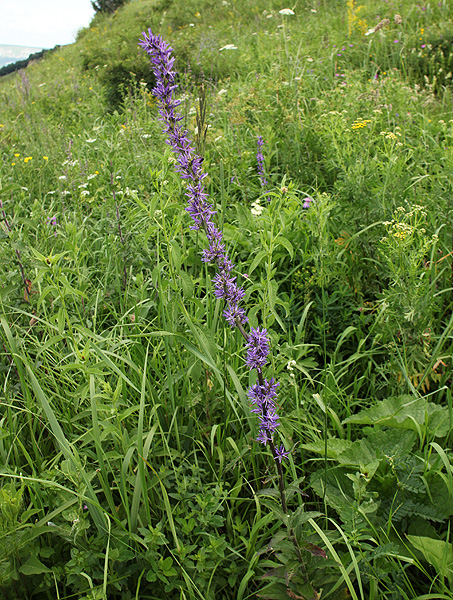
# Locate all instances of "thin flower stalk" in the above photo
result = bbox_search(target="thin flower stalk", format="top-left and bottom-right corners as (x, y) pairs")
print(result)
(139, 30), (289, 508)
(256, 135), (270, 201)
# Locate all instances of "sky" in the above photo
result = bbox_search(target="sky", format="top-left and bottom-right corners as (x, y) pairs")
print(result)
(0, 0), (95, 49)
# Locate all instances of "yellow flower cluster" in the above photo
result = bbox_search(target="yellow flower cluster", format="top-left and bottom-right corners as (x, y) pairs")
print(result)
(382, 205), (429, 242)
(347, 0), (368, 35)
(24, 156), (33, 163)
(352, 119), (372, 130)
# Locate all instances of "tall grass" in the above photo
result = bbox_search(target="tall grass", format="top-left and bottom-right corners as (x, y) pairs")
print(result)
(1, 0), (452, 598)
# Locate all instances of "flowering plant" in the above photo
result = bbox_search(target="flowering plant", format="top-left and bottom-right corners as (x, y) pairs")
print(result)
(139, 29), (289, 509)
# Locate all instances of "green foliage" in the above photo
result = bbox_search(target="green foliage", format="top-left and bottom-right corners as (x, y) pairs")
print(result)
(305, 397), (453, 597)
(0, 0), (453, 598)
(91, 0), (129, 14)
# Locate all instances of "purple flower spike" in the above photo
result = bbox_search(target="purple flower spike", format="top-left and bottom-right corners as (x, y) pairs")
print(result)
(140, 29), (288, 461)
(224, 304), (248, 328)
(246, 327), (270, 370)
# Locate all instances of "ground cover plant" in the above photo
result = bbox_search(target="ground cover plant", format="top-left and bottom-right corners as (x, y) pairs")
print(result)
(1, 0), (453, 598)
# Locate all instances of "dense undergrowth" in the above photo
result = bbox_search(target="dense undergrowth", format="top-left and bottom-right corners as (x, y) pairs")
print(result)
(1, 0), (453, 598)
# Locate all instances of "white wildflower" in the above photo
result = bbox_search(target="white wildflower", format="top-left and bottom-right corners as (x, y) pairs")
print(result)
(251, 201), (264, 216)
(219, 44), (238, 51)
(279, 8), (295, 15)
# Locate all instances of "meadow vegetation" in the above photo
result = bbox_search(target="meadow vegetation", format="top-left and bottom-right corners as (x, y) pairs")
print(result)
(1, 0), (453, 598)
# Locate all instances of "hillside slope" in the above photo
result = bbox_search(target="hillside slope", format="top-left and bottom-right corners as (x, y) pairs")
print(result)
(1, 1), (453, 599)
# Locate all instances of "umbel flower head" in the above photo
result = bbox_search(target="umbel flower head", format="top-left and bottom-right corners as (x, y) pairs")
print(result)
(139, 29), (288, 461)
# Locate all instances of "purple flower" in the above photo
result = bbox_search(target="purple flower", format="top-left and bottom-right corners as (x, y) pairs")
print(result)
(303, 197), (313, 209)
(140, 29), (287, 460)
(274, 445), (290, 463)
(245, 327), (270, 370)
(202, 240), (226, 263)
(248, 377), (279, 408)
(224, 304), (248, 328)
(46, 215), (58, 237)
(139, 31), (216, 235)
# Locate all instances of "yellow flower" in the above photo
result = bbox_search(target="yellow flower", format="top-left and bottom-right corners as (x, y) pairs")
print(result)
(11, 162), (15, 166)
(43, 156), (48, 160)
(95, 170), (99, 174)
(24, 156), (33, 163)
(14, 153), (20, 157)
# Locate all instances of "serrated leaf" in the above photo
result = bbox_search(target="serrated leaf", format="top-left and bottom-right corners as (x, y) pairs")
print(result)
(336, 439), (377, 467)
(302, 438), (353, 459)
(343, 395), (450, 437)
(300, 542), (327, 559)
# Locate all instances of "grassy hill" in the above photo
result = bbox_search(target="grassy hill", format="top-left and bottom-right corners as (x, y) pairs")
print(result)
(1, 1), (453, 598)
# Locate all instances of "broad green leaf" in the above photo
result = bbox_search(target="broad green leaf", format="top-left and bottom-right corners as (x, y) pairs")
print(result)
(275, 236), (293, 260)
(343, 395), (450, 437)
(302, 438), (353, 459)
(407, 535), (453, 586)
(18, 555), (51, 576)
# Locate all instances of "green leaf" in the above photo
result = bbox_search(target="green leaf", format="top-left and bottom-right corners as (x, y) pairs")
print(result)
(407, 535), (453, 586)
(170, 239), (181, 271)
(248, 249), (267, 276)
(179, 270), (193, 298)
(343, 395), (450, 437)
(302, 438), (353, 459)
(18, 555), (51, 576)
(275, 236), (293, 260)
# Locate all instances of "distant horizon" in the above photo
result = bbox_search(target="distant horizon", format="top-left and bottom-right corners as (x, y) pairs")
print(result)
(0, 43), (49, 69)
(0, 43), (46, 50)
(0, 0), (94, 48)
